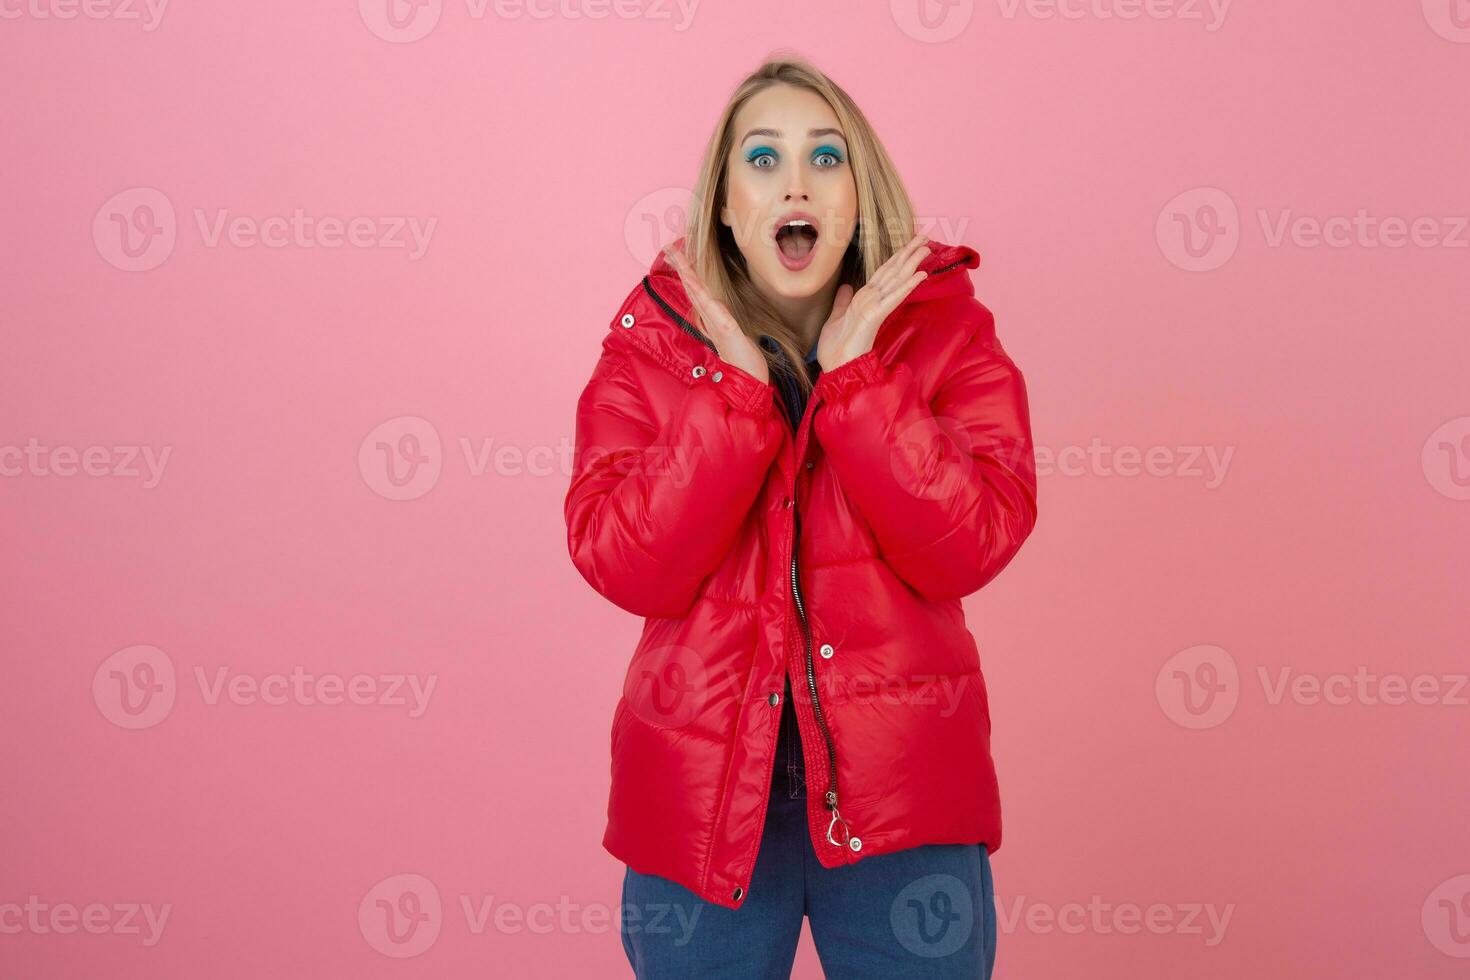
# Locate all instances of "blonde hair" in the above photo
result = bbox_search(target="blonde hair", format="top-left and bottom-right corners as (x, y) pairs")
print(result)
(682, 55), (918, 397)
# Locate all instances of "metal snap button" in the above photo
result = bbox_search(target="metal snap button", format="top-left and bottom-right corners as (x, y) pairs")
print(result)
(733, 886), (744, 901)
(849, 837), (862, 852)
(819, 643), (834, 659)
(768, 692), (781, 706)
(620, 313), (635, 328)
(712, 371), (723, 382)
(692, 365), (707, 378)
(805, 461), (814, 469)
(783, 497), (793, 509)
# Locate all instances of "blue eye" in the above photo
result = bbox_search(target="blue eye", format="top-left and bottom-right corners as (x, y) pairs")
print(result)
(813, 145), (844, 167)
(747, 147), (777, 168)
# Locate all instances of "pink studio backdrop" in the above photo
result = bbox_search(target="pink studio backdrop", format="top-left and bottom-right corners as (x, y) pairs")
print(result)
(2, 2), (1467, 978)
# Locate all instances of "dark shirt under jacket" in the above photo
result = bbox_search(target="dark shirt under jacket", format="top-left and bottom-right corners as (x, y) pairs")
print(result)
(759, 334), (822, 433)
(757, 333), (821, 798)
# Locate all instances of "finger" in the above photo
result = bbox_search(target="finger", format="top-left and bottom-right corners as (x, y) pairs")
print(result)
(664, 242), (690, 273)
(671, 255), (742, 340)
(884, 269), (927, 310)
(823, 286), (854, 332)
(896, 236), (930, 280)
(830, 282), (854, 316)
(882, 237), (929, 293)
(884, 233), (927, 269)
(687, 280), (734, 335)
(895, 233), (929, 272)
(666, 246), (700, 293)
(870, 234), (928, 291)
(866, 270), (925, 322)
(666, 248), (716, 325)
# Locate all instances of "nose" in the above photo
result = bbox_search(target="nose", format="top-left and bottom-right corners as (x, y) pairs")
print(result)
(783, 166), (810, 202)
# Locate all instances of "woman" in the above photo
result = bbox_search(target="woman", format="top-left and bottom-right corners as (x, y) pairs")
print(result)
(564, 57), (1038, 978)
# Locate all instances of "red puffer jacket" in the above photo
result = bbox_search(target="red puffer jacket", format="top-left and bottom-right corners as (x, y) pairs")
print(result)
(565, 237), (1038, 910)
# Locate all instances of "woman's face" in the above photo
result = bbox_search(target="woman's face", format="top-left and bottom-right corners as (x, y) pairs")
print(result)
(720, 84), (858, 304)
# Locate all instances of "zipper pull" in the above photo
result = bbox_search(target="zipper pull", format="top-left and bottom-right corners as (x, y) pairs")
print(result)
(824, 790), (852, 847)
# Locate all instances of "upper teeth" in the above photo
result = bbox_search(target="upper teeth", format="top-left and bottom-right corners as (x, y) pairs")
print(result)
(781, 219), (813, 232)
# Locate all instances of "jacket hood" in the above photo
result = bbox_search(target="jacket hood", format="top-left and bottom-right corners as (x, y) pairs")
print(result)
(645, 235), (982, 326)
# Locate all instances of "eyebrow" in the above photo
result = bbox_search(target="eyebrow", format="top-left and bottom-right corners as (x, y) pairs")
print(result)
(740, 127), (847, 145)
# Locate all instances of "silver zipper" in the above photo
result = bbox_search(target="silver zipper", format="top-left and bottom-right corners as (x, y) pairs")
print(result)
(790, 465), (851, 848)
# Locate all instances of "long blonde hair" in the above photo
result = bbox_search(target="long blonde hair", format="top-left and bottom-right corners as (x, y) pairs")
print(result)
(682, 55), (918, 397)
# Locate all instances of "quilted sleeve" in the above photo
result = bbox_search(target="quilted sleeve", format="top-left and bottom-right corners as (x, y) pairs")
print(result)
(564, 341), (785, 618)
(811, 308), (1038, 601)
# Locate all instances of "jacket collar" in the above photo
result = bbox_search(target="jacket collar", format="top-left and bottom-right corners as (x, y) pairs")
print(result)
(629, 236), (981, 370)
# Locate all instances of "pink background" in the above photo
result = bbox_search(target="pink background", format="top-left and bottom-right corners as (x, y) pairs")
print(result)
(3, 1), (1468, 977)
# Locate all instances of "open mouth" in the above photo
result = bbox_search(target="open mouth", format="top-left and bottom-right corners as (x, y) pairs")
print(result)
(775, 218), (819, 264)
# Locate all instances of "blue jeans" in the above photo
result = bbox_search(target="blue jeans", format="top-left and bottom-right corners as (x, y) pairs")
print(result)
(620, 678), (997, 978)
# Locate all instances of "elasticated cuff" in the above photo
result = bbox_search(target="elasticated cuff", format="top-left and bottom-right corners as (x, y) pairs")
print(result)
(813, 349), (887, 404)
(706, 359), (778, 418)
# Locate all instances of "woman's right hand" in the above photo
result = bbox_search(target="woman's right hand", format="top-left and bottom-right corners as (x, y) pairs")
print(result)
(663, 244), (770, 386)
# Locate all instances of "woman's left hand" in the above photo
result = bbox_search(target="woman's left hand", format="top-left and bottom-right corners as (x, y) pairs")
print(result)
(816, 234), (931, 372)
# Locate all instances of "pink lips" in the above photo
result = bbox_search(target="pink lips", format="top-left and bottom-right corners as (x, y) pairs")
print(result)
(773, 211), (820, 272)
